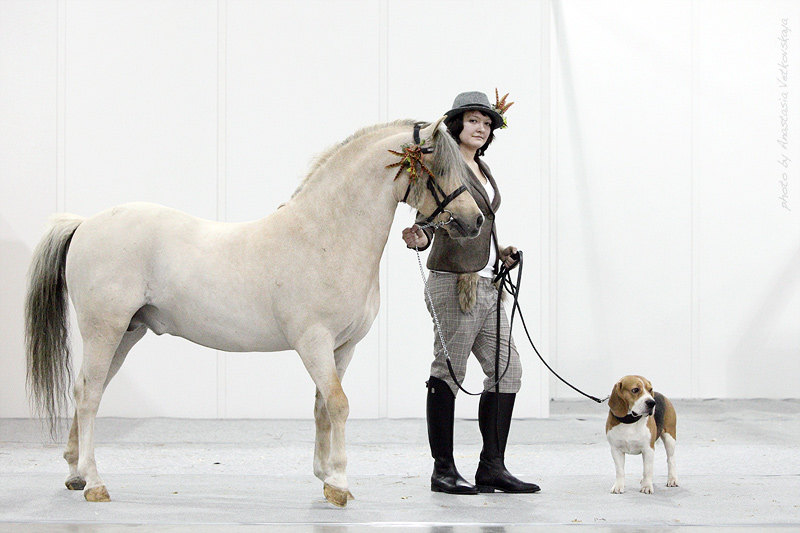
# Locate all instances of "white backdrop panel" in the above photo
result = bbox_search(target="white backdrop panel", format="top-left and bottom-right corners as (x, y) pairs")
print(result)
(223, 0), (382, 418)
(225, 0), (382, 220)
(63, 0), (219, 215)
(6, 1), (796, 420)
(0, 0), (58, 418)
(693, 1), (800, 397)
(384, 0), (547, 418)
(64, 0), (220, 417)
(553, 2), (693, 398)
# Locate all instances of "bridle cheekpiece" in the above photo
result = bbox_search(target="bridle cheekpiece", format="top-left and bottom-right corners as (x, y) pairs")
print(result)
(385, 122), (468, 225)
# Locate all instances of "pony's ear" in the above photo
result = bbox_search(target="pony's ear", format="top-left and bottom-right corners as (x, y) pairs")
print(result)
(419, 115), (448, 140)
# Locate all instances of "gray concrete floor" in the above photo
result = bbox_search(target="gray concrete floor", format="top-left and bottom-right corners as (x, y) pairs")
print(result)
(1, 399), (799, 532)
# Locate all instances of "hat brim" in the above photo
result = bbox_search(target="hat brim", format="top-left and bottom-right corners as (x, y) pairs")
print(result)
(444, 105), (504, 130)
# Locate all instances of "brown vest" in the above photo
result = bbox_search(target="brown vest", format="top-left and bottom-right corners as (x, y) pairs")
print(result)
(415, 159), (502, 274)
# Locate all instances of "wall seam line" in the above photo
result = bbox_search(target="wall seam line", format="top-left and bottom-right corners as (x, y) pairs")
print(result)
(57, 0), (66, 213)
(216, 0), (228, 418)
(690, 0), (698, 399)
(378, 0), (389, 419)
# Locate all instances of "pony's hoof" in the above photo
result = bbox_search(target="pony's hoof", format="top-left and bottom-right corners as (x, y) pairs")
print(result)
(323, 483), (350, 508)
(84, 485), (111, 502)
(65, 476), (86, 491)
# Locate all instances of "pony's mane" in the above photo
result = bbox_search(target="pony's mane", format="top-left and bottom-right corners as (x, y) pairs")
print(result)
(289, 118), (467, 206)
(291, 119), (418, 198)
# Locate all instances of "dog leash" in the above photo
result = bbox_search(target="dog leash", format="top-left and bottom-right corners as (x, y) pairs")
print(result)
(493, 251), (607, 404)
(414, 232), (606, 403)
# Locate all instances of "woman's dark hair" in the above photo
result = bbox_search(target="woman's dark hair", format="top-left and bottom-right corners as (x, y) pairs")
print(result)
(444, 110), (496, 159)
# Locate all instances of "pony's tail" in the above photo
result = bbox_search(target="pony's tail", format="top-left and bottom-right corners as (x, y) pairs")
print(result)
(25, 213), (84, 438)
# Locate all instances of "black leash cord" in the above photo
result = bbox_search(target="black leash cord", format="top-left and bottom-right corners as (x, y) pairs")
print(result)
(446, 250), (605, 403)
(499, 251), (605, 403)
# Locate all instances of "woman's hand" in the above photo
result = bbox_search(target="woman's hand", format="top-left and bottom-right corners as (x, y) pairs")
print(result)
(402, 225), (429, 249)
(500, 246), (519, 268)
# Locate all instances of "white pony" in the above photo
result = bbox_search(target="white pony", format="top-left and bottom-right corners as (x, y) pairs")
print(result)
(25, 117), (483, 507)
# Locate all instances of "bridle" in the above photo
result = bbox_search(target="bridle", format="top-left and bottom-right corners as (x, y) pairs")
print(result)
(392, 122), (468, 226)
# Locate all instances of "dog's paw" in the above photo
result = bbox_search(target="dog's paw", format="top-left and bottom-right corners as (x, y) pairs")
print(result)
(611, 482), (625, 494)
(667, 477), (678, 487)
(640, 483), (653, 494)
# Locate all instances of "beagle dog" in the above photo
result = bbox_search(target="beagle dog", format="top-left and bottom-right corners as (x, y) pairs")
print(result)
(606, 375), (678, 494)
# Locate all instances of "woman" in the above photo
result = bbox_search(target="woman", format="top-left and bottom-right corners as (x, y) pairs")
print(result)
(402, 91), (540, 495)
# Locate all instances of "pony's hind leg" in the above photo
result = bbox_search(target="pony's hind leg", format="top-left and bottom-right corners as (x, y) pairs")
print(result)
(73, 343), (116, 502)
(63, 412), (85, 490)
(296, 329), (351, 507)
(63, 325), (146, 493)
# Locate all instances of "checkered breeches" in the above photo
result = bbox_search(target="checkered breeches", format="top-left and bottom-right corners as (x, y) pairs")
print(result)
(425, 271), (522, 396)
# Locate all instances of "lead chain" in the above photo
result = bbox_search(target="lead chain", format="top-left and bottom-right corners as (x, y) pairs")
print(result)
(414, 219), (453, 364)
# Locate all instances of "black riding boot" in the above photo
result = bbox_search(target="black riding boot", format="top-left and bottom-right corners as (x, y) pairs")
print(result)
(475, 391), (541, 493)
(426, 377), (478, 494)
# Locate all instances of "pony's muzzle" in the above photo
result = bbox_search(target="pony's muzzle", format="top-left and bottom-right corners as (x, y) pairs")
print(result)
(449, 213), (482, 238)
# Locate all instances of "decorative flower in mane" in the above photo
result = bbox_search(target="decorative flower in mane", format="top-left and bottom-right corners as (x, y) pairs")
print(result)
(386, 139), (436, 183)
(493, 88), (514, 129)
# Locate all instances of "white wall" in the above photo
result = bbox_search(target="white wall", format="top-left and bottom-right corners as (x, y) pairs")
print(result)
(2, 0), (798, 420)
(0, 0), (547, 419)
(0, 0), (59, 419)
(551, 0), (800, 399)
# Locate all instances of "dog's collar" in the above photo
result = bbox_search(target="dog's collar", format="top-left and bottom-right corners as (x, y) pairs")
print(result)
(613, 412), (643, 424)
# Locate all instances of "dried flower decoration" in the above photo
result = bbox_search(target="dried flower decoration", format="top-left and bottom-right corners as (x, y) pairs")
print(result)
(493, 88), (514, 129)
(386, 139), (435, 182)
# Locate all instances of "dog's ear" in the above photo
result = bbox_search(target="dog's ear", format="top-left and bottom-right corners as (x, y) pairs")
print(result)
(608, 381), (627, 417)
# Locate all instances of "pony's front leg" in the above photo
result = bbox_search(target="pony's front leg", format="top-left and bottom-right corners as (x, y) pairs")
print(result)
(296, 329), (351, 507)
(313, 388), (331, 482)
(313, 342), (357, 490)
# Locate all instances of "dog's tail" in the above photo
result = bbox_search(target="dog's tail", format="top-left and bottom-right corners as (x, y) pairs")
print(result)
(653, 391), (667, 435)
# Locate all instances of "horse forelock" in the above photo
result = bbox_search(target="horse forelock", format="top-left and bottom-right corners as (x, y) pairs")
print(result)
(389, 120), (467, 206)
(431, 122), (466, 188)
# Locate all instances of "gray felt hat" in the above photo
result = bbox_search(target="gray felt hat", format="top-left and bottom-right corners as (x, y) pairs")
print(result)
(444, 91), (504, 130)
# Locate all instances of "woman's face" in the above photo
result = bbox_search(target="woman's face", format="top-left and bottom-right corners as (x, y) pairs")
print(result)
(459, 110), (493, 152)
